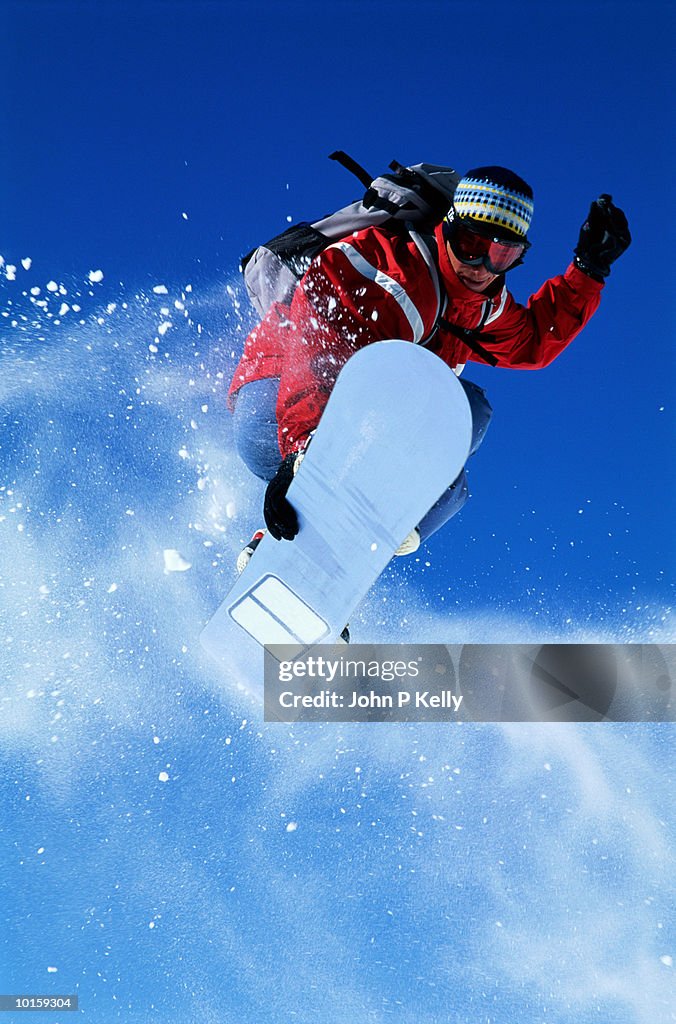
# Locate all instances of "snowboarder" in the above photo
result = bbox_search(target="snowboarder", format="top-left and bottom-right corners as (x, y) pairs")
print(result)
(228, 166), (630, 569)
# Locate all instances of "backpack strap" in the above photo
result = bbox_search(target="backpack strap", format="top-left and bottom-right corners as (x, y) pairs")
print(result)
(408, 229), (446, 342)
(329, 150), (374, 189)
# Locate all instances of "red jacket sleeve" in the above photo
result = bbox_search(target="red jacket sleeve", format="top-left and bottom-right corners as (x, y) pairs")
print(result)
(472, 263), (604, 369)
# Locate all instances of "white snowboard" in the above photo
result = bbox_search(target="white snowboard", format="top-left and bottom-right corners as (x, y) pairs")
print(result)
(200, 341), (472, 693)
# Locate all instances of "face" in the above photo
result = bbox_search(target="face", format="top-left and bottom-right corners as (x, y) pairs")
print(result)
(445, 241), (499, 292)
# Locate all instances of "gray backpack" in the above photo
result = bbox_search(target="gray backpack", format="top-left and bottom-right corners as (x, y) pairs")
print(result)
(241, 152), (460, 319)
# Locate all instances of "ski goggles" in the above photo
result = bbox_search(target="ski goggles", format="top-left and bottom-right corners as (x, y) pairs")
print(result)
(444, 210), (530, 274)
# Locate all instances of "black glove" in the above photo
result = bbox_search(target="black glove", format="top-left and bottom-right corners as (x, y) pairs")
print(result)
(264, 454), (300, 541)
(574, 194), (631, 281)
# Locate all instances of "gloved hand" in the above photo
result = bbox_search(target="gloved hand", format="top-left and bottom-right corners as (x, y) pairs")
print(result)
(264, 454), (300, 540)
(574, 194), (631, 281)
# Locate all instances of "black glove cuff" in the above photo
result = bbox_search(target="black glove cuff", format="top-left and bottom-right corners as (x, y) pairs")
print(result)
(573, 255), (607, 283)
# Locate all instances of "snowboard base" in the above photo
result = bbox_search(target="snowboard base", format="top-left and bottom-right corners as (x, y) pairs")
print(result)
(200, 341), (473, 697)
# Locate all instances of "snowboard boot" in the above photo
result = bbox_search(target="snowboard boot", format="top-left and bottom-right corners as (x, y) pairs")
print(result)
(236, 529), (266, 575)
(395, 527), (421, 556)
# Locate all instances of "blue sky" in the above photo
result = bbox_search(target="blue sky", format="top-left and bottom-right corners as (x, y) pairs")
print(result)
(1, 2), (674, 1022)
(2, 0), (674, 626)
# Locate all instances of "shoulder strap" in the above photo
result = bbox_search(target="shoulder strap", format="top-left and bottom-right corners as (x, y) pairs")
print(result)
(408, 229), (445, 338)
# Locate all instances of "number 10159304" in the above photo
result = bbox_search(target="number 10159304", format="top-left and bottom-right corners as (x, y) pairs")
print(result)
(0, 995), (78, 1011)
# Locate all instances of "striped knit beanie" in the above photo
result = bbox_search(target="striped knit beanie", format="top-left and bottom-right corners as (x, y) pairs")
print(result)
(453, 166), (534, 240)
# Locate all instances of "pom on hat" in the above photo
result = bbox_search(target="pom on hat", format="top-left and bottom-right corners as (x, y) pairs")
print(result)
(453, 166), (534, 240)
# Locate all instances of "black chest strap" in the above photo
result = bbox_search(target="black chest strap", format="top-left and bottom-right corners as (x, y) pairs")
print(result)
(436, 317), (500, 367)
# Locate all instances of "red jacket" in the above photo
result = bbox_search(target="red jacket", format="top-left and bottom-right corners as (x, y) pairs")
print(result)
(229, 222), (603, 457)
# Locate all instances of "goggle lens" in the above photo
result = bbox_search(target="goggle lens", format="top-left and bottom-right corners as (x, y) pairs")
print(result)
(446, 217), (528, 273)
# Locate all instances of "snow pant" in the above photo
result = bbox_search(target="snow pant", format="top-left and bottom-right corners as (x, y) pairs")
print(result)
(231, 375), (492, 543)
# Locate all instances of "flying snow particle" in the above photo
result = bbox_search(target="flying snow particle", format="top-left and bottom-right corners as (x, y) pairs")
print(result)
(285, 822), (298, 832)
(47, 967), (58, 974)
(153, 285), (168, 295)
(158, 772), (170, 783)
(5, 265), (17, 280)
(46, 281), (59, 292)
(21, 258), (32, 270)
(163, 549), (192, 573)
(182, 212), (188, 220)
(660, 955), (673, 967)
(88, 270), (104, 283)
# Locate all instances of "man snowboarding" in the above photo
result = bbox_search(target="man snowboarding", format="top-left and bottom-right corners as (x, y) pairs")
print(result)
(228, 165), (630, 568)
